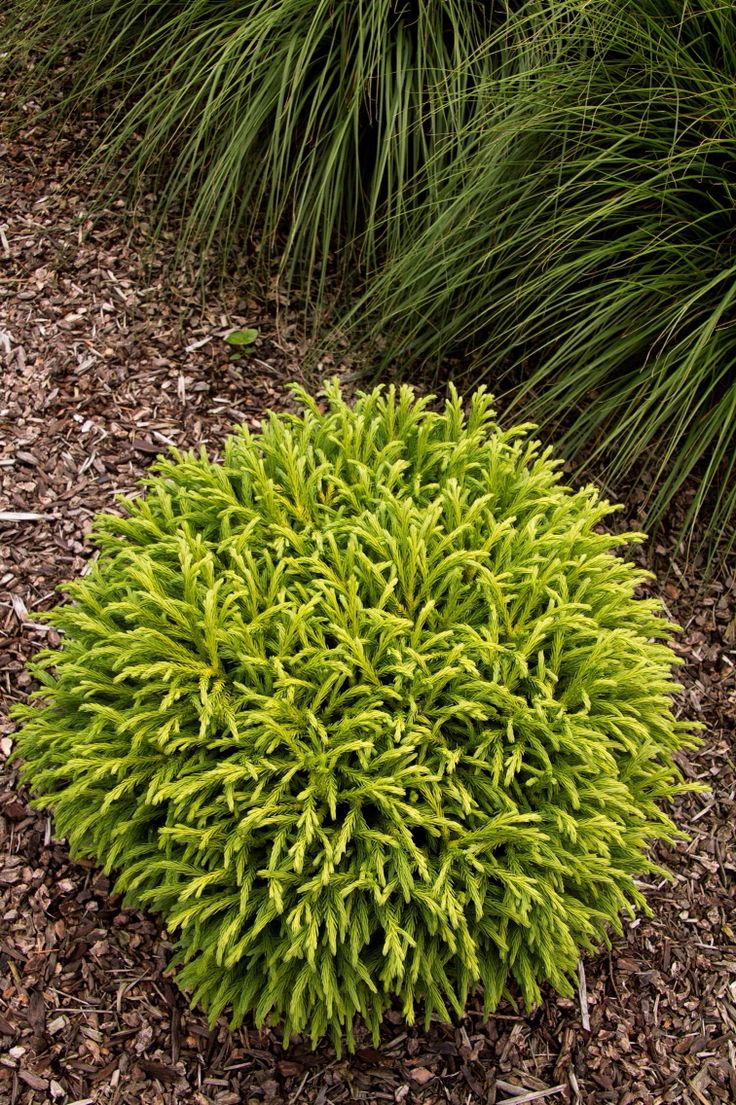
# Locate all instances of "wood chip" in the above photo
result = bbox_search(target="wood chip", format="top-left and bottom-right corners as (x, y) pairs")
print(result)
(409, 1067), (435, 1085)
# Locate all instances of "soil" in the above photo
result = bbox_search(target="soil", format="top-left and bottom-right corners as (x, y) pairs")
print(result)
(1, 92), (735, 1105)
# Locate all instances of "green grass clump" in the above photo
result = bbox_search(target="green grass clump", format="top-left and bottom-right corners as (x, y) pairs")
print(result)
(4, 0), (548, 289)
(348, 0), (736, 556)
(13, 383), (694, 1050)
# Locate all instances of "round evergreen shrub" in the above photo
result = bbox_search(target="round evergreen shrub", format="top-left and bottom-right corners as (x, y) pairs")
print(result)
(13, 383), (694, 1050)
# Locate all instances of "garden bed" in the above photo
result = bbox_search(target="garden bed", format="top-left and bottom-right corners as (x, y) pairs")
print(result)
(1, 102), (735, 1105)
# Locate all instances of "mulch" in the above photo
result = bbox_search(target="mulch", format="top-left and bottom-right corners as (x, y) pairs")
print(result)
(1, 89), (735, 1105)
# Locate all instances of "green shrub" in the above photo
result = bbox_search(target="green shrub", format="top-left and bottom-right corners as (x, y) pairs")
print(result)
(13, 383), (694, 1050)
(346, 0), (736, 557)
(4, 0), (559, 290)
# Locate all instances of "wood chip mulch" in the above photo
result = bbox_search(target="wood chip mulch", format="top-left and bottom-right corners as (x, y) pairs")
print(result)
(1, 93), (735, 1105)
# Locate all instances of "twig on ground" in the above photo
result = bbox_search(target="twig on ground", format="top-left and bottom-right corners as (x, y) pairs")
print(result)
(497, 1083), (567, 1104)
(0, 511), (55, 521)
(577, 959), (591, 1032)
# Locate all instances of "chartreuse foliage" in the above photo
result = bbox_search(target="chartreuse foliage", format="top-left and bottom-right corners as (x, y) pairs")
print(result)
(13, 383), (695, 1050)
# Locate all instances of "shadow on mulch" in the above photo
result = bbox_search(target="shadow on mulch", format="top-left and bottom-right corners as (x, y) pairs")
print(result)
(1, 86), (735, 1105)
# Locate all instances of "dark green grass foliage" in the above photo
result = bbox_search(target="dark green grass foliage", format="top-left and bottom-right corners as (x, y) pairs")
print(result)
(5, 0), (513, 284)
(13, 384), (695, 1050)
(350, 0), (736, 556)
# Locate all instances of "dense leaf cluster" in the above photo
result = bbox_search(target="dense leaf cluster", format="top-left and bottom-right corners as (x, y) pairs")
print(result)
(14, 384), (694, 1049)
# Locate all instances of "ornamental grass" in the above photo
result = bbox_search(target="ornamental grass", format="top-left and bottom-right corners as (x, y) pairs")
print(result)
(3, 0), (549, 288)
(348, 0), (736, 557)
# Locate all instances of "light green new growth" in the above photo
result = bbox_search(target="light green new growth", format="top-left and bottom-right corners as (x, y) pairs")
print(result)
(13, 383), (695, 1051)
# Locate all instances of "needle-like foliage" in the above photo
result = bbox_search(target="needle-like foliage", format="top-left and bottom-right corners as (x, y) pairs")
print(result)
(347, 0), (736, 558)
(13, 383), (695, 1050)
